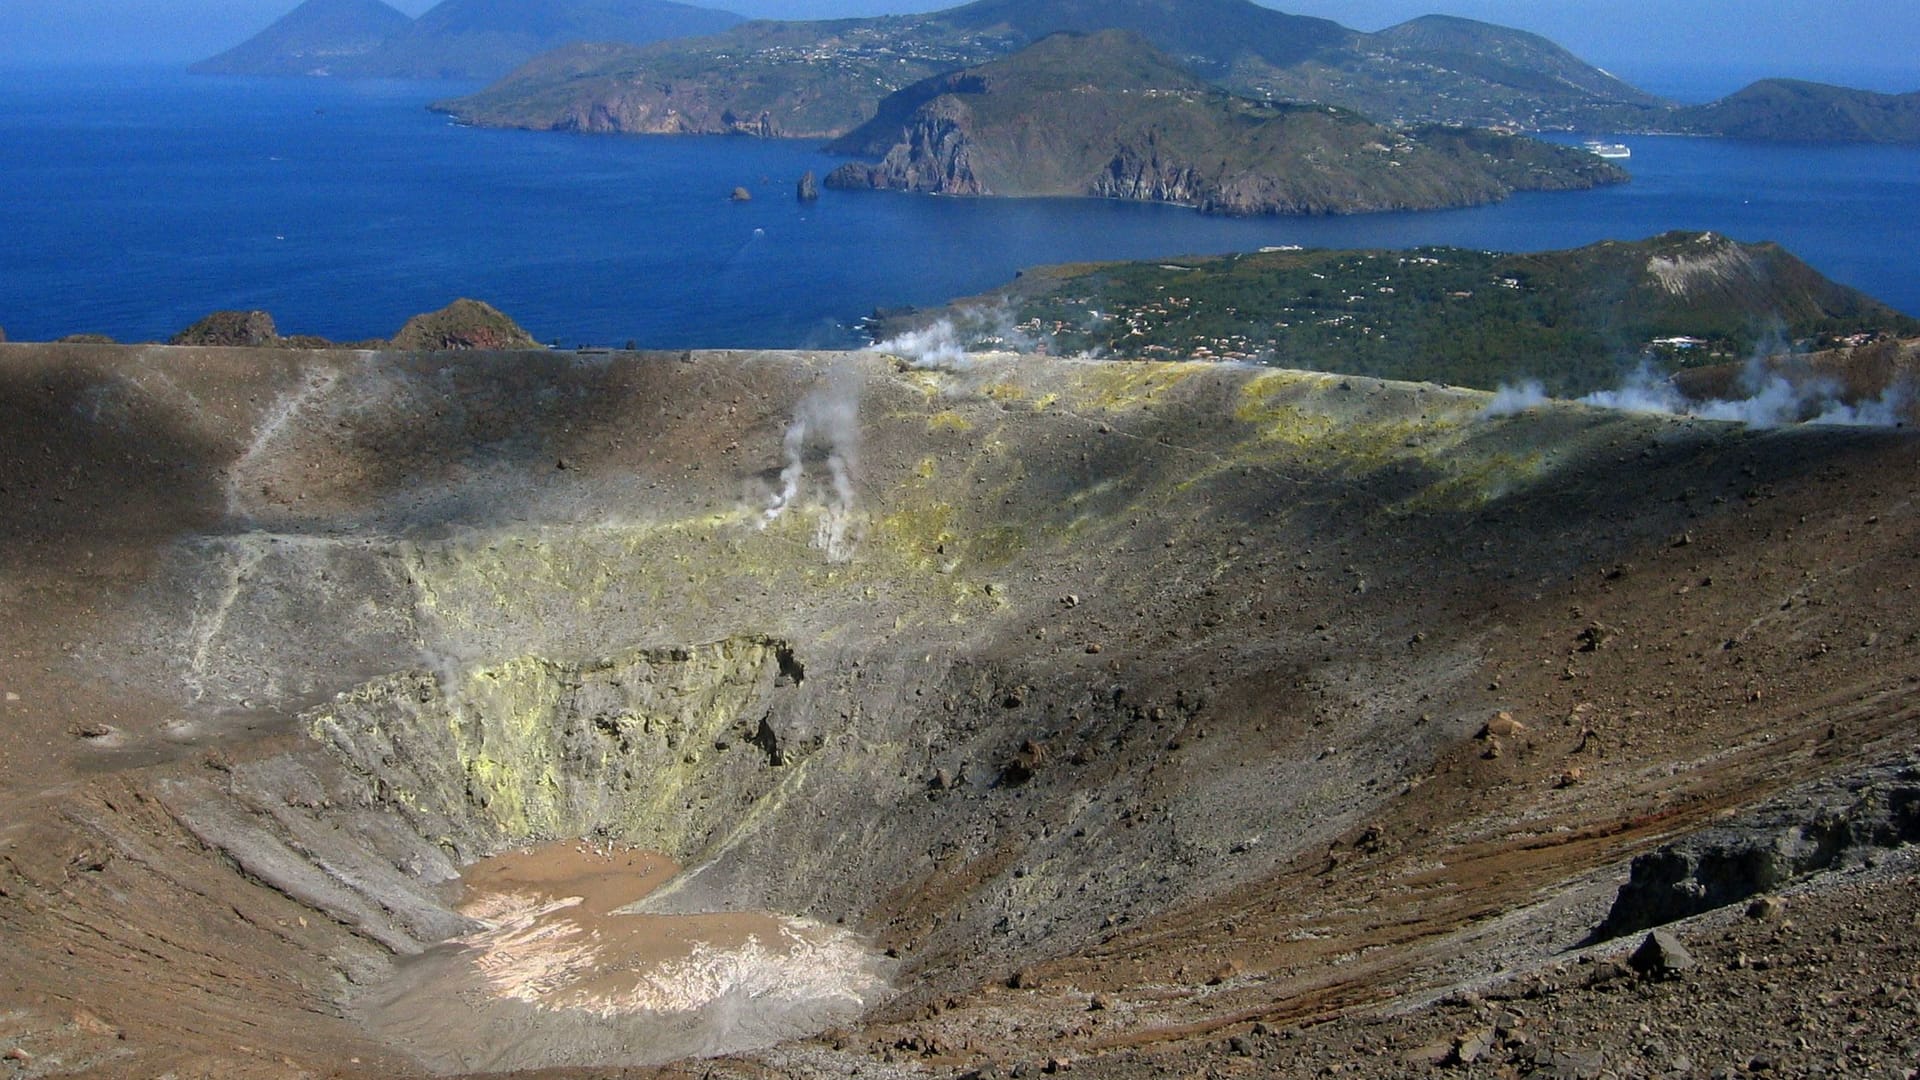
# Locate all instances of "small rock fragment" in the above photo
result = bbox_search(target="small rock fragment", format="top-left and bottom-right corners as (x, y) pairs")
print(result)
(1403, 1038), (1454, 1067)
(1204, 959), (1241, 985)
(1453, 1026), (1496, 1065)
(70, 1009), (118, 1038)
(1576, 623), (1618, 652)
(1628, 929), (1695, 978)
(1482, 712), (1526, 738)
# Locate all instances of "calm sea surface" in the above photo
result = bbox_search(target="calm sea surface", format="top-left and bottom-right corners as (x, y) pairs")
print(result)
(3, 66), (1918, 347)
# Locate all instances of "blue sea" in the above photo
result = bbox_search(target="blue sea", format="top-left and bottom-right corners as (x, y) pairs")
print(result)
(3, 65), (1918, 347)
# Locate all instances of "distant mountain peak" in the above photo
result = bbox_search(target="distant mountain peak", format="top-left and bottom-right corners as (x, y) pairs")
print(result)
(192, 0), (745, 80)
(190, 0), (413, 76)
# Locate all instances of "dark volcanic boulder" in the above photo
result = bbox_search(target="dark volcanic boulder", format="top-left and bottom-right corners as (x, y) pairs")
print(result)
(172, 310), (282, 347)
(389, 299), (539, 351)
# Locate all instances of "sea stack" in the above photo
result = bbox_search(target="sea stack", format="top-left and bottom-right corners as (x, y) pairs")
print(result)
(797, 170), (820, 201)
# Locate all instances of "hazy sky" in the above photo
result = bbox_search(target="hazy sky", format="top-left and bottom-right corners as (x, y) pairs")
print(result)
(3, 0), (1916, 98)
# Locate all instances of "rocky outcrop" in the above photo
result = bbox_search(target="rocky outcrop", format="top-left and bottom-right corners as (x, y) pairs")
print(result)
(827, 99), (985, 196)
(796, 170), (819, 201)
(553, 91), (784, 136)
(1591, 754), (1920, 942)
(1090, 140), (1208, 206)
(388, 298), (538, 351)
(170, 309), (282, 347)
(308, 637), (809, 859)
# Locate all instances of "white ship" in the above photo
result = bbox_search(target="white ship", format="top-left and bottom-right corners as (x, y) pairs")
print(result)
(1584, 140), (1632, 159)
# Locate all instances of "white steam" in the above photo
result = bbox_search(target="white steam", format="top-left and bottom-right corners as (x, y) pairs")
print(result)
(875, 320), (971, 369)
(1481, 380), (1550, 417)
(1807, 381), (1912, 427)
(1486, 356), (1911, 429)
(762, 363), (863, 562)
(871, 305), (1045, 370)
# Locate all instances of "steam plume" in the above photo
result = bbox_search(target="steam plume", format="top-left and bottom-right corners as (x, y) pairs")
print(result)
(1485, 357), (1912, 429)
(872, 305), (1043, 369)
(762, 363), (863, 562)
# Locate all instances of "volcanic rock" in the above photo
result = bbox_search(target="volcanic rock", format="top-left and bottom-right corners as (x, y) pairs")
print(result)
(1628, 929), (1697, 978)
(387, 298), (537, 351)
(171, 309), (282, 347)
(1481, 712), (1527, 738)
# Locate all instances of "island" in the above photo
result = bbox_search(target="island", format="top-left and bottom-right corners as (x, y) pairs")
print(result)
(819, 31), (1624, 216)
(430, 0), (1665, 137)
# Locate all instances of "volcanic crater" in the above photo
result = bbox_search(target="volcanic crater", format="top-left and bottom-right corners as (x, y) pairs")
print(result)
(2, 342), (1918, 1077)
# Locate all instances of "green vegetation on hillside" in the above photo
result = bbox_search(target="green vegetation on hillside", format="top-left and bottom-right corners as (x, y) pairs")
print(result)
(433, 0), (1662, 136)
(1673, 80), (1920, 143)
(886, 232), (1918, 395)
(823, 32), (1625, 216)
